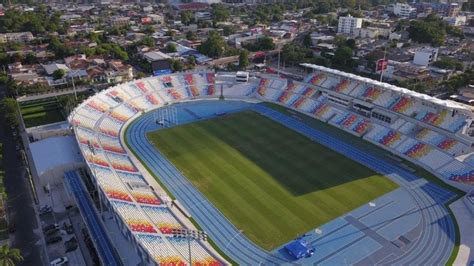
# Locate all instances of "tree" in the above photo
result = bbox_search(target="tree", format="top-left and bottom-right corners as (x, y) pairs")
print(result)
(345, 39), (356, 50)
(432, 57), (464, 70)
(198, 31), (226, 58)
(143, 25), (155, 35)
(0, 245), (23, 266)
(48, 36), (74, 59)
(186, 31), (197, 41)
(332, 46), (354, 70)
(242, 36), (275, 52)
(141, 36), (155, 48)
(281, 43), (313, 66)
(136, 72), (146, 79)
(212, 4), (230, 22)
(239, 49), (250, 69)
(188, 55), (196, 67)
(303, 34), (312, 47)
(407, 15), (448, 46)
(52, 69), (66, 80)
(180, 11), (194, 25)
(24, 53), (37, 65)
(166, 43), (177, 53)
(222, 25), (235, 36)
(170, 59), (184, 72)
(1, 99), (19, 127)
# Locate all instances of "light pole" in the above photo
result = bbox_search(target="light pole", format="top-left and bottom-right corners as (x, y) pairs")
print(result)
(69, 69), (82, 102)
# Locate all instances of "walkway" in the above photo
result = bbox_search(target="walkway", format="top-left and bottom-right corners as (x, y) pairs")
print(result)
(64, 171), (122, 266)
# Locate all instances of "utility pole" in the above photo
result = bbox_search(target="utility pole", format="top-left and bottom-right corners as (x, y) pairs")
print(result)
(277, 48), (281, 75)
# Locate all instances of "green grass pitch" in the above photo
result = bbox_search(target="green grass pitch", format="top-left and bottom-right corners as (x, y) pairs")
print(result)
(20, 99), (65, 128)
(147, 111), (398, 250)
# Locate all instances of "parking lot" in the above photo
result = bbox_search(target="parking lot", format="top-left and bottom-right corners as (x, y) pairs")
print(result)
(37, 182), (92, 265)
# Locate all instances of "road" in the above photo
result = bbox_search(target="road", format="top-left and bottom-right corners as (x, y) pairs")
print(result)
(0, 86), (45, 265)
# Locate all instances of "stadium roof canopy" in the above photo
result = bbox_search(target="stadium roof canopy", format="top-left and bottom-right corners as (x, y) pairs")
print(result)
(30, 136), (83, 178)
(300, 63), (469, 112)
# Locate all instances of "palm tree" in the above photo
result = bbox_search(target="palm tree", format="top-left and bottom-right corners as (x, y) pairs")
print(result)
(0, 244), (23, 266)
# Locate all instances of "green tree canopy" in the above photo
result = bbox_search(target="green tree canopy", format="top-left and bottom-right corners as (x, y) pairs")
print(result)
(212, 4), (230, 22)
(186, 31), (197, 41)
(166, 43), (177, 53)
(180, 11), (194, 25)
(198, 31), (227, 58)
(52, 69), (66, 80)
(239, 49), (250, 69)
(242, 36), (275, 52)
(432, 57), (464, 70)
(1, 99), (19, 127)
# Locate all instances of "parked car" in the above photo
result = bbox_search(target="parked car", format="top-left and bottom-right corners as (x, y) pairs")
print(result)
(45, 228), (59, 236)
(43, 224), (59, 233)
(50, 256), (68, 265)
(39, 205), (52, 216)
(65, 237), (76, 244)
(46, 236), (62, 245)
(65, 242), (78, 253)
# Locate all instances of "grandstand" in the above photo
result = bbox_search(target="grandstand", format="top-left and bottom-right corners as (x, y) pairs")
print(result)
(67, 68), (474, 265)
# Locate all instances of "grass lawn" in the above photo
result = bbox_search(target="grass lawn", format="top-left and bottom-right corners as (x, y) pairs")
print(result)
(20, 99), (65, 128)
(147, 111), (398, 250)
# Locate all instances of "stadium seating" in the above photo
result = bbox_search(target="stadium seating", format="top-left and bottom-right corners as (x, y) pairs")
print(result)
(98, 117), (123, 137)
(128, 96), (152, 111)
(417, 109), (467, 133)
(304, 73), (326, 86)
(76, 127), (99, 148)
(136, 80), (152, 94)
(168, 237), (221, 266)
(222, 83), (256, 97)
(365, 124), (406, 148)
(398, 121), (416, 135)
(141, 206), (183, 234)
(438, 160), (474, 184)
(106, 152), (137, 172)
(389, 96), (416, 115)
(76, 106), (102, 121)
(81, 144), (109, 167)
(94, 167), (133, 202)
(130, 190), (161, 205)
(136, 234), (186, 265)
(109, 105), (138, 122)
(373, 90), (394, 108)
(115, 171), (148, 185)
(124, 84), (145, 98)
(108, 88), (132, 102)
(98, 134), (125, 154)
(111, 201), (157, 233)
(69, 70), (474, 265)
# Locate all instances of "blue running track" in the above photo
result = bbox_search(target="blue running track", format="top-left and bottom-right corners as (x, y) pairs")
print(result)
(125, 100), (458, 265)
(64, 171), (122, 266)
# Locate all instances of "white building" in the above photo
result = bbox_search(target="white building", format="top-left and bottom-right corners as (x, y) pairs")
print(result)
(443, 16), (467, 26)
(0, 32), (34, 44)
(337, 15), (363, 35)
(393, 3), (417, 18)
(413, 47), (439, 66)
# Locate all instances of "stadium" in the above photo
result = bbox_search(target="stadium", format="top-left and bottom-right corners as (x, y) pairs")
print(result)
(66, 64), (474, 265)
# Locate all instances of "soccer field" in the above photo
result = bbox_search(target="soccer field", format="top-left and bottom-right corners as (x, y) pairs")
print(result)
(147, 111), (398, 250)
